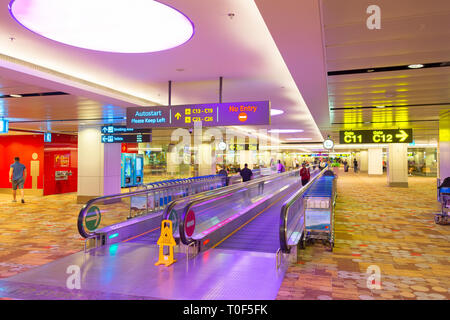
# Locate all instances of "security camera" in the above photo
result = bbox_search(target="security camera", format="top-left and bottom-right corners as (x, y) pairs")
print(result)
(188, 128), (193, 134)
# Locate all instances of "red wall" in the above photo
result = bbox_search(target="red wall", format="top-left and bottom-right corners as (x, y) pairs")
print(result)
(0, 135), (44, 189)
(43, 134), (78, 195)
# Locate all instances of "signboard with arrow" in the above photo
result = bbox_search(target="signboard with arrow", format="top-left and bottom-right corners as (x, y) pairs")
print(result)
(339, 129), (413, 144)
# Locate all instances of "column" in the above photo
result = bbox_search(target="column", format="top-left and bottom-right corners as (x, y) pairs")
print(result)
(77, 126), (121, 203)
(198, 143), (216, 176)
(387, 143), (408, 187)
(360, 150), (368, 173)
(239, 150), (253, 169)
(368, 148), (383, 175)
(438, 112), (450, 182)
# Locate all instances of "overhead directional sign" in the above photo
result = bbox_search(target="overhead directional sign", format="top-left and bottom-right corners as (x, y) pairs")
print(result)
(101, 134), (152, 143)
(126, 101), (270, 128)
(340, 129), (413, 144)
(101, 125), (152, 134)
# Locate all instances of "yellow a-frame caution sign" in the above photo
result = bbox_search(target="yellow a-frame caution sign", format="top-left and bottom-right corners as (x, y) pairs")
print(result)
(155, 220), (177, 267)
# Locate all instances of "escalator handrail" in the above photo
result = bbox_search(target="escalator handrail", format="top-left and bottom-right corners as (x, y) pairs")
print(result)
(176, 168), (302, 245)
(279, 167), (328, 253)
(77, 174), (226, 238)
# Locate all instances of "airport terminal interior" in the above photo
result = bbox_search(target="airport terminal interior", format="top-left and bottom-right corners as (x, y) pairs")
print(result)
(0, 0), (449, 301)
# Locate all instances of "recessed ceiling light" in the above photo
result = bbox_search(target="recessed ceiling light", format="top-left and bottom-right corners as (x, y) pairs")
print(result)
(285, 138), (312, 141)
(9, 94), (22, 97)
(408, 64), (424, 69)
(270, 109), (284, 116)
(9, 0), (194, 53)
(375, 105), (385, 108)
(268, 129), (304, 133)
(367, 69), (375, 73)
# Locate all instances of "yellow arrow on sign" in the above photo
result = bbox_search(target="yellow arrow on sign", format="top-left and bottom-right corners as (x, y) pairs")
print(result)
(175, 112), (181, 120)
(395, 129), (409, 142)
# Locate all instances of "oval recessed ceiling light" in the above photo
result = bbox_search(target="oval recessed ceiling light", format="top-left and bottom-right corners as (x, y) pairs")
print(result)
(375, 105), (385, 108)
(9, 94), (22, 97)
(268, 129), (304, 133)
(408, 64), (424, 69)
(270, 109), (284, 116)
(9, 0), (194, 53)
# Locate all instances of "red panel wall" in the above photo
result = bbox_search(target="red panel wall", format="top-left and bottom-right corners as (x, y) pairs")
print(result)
(0, 135), (44, 189)
(43, 134), (78, 195)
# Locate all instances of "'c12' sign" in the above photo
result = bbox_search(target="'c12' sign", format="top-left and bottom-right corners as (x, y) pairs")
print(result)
(340, 129), (413, 144)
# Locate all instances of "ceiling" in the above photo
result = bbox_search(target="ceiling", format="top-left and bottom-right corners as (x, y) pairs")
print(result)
(0, 0), (326, 142)
(320, 0), (450, 145)
(0, 0), (449, 148)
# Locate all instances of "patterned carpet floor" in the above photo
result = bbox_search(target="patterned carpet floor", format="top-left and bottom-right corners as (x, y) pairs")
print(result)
(0, 171), (448, 300)
(276, 171), (449, 300)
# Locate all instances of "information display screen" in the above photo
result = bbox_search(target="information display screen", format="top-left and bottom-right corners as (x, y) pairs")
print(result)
(126, 101), (270, 128)
(101, 134), (152, 143)
(339, 129), (413, 144)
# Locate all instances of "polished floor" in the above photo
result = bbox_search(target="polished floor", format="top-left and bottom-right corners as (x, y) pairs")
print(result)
(0, 171), (448, 299)
(277, 171), (449, 300)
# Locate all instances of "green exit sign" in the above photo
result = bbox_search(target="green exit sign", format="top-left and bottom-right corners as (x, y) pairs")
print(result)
(340, 129), (413, 144)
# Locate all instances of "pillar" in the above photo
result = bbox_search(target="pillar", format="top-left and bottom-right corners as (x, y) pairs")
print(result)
(368, 148), (383, 175)
(360, 150), (368, 173)
(77, 126), (121, 203)
(438, 112), (450, 182)
(239, 150), (253, 169)
(387, 143), (408, 187)
(198, 143), (216, 176)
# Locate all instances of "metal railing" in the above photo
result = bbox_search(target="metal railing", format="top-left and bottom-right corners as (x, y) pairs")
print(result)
(279, 168), (328, 253)
(162, 168), (302, 246)
(77, 174), (226, 238)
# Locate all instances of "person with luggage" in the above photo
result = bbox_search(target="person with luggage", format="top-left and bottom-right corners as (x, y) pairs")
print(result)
(343, 159), (349, 172)
(277, 160), (286, 173)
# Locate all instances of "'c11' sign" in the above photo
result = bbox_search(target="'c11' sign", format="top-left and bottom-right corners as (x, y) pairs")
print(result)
(340, 129), (413, 144)
(126, 101), (270, 128)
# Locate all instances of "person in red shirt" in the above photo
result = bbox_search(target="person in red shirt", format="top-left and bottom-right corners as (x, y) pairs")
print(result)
(300, 163), (310, 186)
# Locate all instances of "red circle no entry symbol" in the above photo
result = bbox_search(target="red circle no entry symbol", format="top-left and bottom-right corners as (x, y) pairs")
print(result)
(185, 210), (196, 237)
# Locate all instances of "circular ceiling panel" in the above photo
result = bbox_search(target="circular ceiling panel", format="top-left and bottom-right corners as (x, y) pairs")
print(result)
(9, 0), (194, 53)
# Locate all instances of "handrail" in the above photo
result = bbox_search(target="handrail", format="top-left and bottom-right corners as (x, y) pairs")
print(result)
(77, 174), (226, 238)
(279, 168), (328, 253)
(176, 168), (301, 245)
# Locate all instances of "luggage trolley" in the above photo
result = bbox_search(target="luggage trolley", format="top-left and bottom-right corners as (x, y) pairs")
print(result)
(303, 174), (337, 251)
(436, 186), (450, 225)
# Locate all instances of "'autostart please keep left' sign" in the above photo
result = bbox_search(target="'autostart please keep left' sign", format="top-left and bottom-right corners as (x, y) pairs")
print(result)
(126, 101), (270, 128)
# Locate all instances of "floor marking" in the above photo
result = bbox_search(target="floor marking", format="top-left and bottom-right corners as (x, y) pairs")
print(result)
(122, 227), (160, 243)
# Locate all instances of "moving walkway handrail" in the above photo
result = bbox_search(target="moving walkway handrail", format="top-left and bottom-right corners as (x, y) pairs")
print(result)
(77, 174), (226, 238)
(279, 168), (327, 253)
(174, 168), (301, 245)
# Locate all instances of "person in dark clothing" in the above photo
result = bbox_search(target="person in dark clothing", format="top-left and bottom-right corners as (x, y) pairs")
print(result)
(353, 159), (358, 173)
(218, 166), (229, 186)
(343, 160), (349, 172)
(300, 163), (310, 186)
(240, 163), (253, 182)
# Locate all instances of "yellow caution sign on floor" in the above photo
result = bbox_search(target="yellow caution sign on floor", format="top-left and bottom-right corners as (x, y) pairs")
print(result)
(155, 220), (177, 267)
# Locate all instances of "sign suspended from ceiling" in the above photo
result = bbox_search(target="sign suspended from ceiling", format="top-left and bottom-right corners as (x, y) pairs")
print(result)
(126, 101), (270, 128)
(339, 129), (413, 144)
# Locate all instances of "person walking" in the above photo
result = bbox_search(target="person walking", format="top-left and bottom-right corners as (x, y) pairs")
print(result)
(353, 159), (358, 173)
(9, 157), (27, 203)
(277, 160), (285, 173)
(300, 163), (310, 186)
(240, 163), (253, 182)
